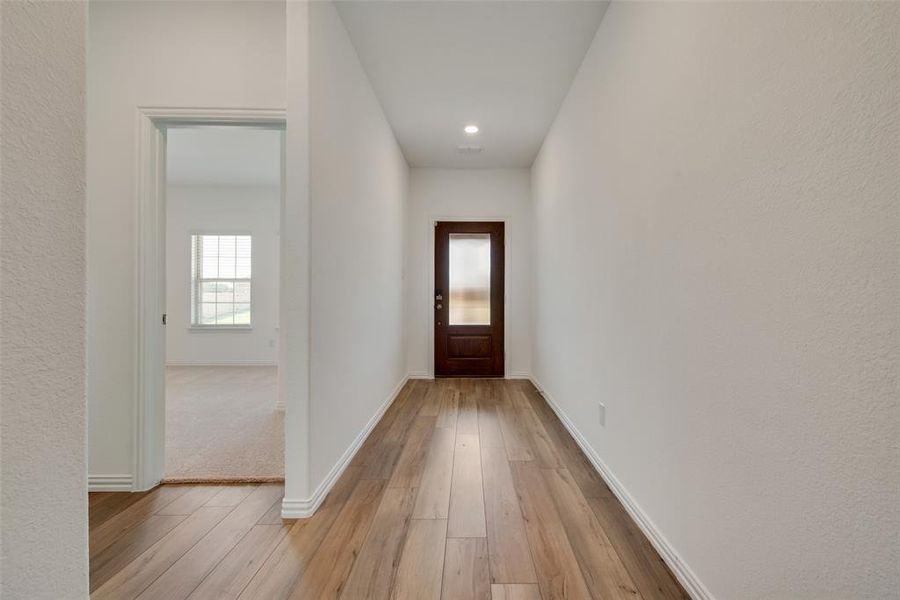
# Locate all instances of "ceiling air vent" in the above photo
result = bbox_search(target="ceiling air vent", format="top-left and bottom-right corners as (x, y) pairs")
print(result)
(456, 145), (483, 154)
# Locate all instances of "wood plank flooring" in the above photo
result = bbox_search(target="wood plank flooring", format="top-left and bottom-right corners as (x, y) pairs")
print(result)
(89, 379), (688, 600)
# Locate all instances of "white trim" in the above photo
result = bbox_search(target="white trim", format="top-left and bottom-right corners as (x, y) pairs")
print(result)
(165, 360), (277, 367)
(529, 376), (713, 600)
(281, 375), (409, 518)
(88, 475), (134, 492)
(407, 372), (434, 380)
(187, 326), (253, 332)
(134, 109), (167, 491)
(280, 498), (316, 519)
(135, 107), (287, 493)
(139, 106), (286, 126)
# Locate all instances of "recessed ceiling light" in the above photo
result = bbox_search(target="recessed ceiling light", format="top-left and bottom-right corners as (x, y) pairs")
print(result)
(464, 124), (479, 134)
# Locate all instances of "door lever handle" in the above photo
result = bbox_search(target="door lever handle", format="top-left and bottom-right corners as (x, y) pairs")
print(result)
(436, 304), (443, 310)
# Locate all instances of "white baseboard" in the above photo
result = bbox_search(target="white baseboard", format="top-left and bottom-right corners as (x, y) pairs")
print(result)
(88, 474), (134, 492)
(281, 374), (410, 519)
(407, 372), (433, 379)
(166, 360), (277, 367)
(529, 376), (713, 600)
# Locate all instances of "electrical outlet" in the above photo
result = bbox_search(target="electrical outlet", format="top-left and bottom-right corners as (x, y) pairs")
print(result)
(598, 402), (606, 427)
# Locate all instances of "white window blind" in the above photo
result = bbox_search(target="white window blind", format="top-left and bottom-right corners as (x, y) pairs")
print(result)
(191, 234), (252, 327)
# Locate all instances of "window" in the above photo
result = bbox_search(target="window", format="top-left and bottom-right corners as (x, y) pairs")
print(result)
(191, 234), (252, 327)
(448, 233), (491, 325)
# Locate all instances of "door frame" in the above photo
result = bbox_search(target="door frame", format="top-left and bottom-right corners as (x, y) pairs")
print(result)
(425, 216), (509, 378)
(134, 107), (286, 491)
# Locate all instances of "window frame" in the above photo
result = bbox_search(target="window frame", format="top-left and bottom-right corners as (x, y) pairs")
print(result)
(189, 231), (254, 331)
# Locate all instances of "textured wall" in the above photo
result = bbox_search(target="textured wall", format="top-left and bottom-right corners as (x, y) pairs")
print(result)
(531, 2), (899, 598)
(1, 1), (88, 597)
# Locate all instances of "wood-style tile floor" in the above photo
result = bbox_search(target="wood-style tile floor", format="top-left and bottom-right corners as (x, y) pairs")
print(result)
(89, 379), (688, 600)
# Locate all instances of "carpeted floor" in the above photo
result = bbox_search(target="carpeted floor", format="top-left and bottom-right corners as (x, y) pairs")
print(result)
(164, 366), (284, 482)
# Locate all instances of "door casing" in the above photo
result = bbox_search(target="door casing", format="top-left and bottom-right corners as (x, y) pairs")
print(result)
(133, 107), (286, 491)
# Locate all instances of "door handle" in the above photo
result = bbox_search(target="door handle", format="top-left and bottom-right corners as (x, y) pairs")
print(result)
(436, 304), (443, 310)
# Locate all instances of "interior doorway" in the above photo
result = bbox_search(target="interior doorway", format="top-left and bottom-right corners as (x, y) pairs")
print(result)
(162, 125), (284, 482)
(434, 221), (505, 377)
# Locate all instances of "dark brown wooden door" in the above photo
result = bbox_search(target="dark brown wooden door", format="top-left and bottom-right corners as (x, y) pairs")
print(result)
(434, 221), (504, 378)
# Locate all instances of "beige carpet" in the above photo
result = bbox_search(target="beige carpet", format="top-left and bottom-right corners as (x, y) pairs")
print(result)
(164, 366), (284, 482)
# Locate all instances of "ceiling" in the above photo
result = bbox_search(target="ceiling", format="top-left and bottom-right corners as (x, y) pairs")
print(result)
(335, 1), (609, 168)
(166, 127), (281, 186)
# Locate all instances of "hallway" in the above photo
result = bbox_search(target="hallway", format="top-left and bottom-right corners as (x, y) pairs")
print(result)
(5, 2), (897, 598)
(89, 379), (686, 599)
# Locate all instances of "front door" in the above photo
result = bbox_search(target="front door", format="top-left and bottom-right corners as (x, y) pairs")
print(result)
(434, 221), (504, 377)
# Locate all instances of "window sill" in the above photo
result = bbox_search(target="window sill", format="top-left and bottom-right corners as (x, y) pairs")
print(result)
(188, 326), (253, 332)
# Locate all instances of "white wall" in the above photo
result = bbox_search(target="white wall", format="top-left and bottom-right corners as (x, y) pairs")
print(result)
(531, 3), (900, 599)
(165, 185), (280, 366)
(0, 1), (89, 597)
(406, 168), (532, 378)
(86, 0), (286, 483)
(282, 0), (311, 505)
(307, 1), (409, 491)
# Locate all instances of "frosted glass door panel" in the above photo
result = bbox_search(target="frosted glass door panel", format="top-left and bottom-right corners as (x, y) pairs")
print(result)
(449, 233), (491, 325)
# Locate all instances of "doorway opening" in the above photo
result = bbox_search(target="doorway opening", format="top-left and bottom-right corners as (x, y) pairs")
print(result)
(434, 221), (505, 377)
(161, 125), (283, 482)
(134, 109), (286, 491)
